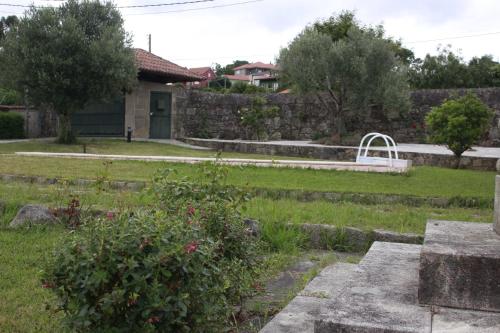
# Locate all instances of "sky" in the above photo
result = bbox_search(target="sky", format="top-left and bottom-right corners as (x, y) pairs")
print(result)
(3, 0), (500, 68)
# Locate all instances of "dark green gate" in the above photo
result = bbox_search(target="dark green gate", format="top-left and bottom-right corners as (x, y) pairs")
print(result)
(149, 91), (171, 139)
(71, 97), (125, 136)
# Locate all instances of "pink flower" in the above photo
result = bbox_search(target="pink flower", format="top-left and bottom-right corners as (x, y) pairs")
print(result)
(106, 212), (114, 220)
(184, 241), (198, 254)
(187, 205), (196, 216)
(146, 316), (161, 324)
(42, 282), (54, 289)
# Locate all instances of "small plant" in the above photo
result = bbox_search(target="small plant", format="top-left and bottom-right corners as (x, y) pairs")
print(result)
(238, 97), (280, 140)
(426, 93), (493, 158)
(0, 112), (24, 139)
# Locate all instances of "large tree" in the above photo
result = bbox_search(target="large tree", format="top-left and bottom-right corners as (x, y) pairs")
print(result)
(0, 0), (137, 143)
(0, 15), (18, 41)
(279, 18), (410, 142)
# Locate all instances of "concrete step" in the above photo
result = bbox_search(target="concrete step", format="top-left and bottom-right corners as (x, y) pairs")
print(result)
(418, 220), (500, 312)
(259, 263), (358, 333)
(315, 242), (431, 333)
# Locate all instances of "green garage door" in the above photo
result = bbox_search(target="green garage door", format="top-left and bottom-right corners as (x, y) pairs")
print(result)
(71, 98), (125, 136)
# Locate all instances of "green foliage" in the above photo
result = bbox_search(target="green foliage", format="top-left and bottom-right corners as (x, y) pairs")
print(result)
(312, 10), (414, 65)
(42, 161), (259, 332)
(279, 21), (410, 140)
(0, 112), (24, 139)
(43, 212), (227, 332)
(228, 81), (270, 94)
(0, 15), (18, 41)
(410, 48), (500, 89)
(214, 60), (249, 76)
(0, 87), (22, 105)
(426, 93), (493, 157)
(0, 1), (137, 144)
(238, 97), (280, 140)
(150, 162), (259, 304)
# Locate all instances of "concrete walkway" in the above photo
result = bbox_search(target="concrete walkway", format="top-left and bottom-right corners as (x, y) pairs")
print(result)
(14, 152), (410, 173)
(185, 138), (500, 158)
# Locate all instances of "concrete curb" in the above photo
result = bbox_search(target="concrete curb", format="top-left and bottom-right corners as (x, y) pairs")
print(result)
(289, 223), (423, 252)
(0, 173), (491, 209)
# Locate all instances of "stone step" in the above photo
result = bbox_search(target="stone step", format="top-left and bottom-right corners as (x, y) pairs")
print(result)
(259, 263), (358, 333)
(418, 220), (500, 312)
(315, 242), (432, 333)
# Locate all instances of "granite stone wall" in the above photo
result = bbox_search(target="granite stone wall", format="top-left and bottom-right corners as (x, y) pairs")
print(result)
(174, 88), (500, 146)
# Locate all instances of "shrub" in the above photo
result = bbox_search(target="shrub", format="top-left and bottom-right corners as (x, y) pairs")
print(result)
(0, 87), (22, 105)
(43, 161), (259, 332)
(42, 212), (228, 332)
(238, 96), (280, 140)
(229, 81), (269, 94)
(425, 93), (493, 157)
(151, 162), (259, 304)
(0, 111), (24, 139)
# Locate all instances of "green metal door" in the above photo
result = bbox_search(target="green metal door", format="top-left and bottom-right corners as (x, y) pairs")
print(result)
(71, 97), (125, 136)
(149, 91), (172, 139)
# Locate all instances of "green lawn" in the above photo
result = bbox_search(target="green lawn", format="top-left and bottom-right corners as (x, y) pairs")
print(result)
(0, 138), (313, 160)
(0, 155), (495, 200)
(0, 227), (67, 333)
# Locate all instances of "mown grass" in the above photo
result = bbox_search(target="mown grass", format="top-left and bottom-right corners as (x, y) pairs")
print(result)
(0, 138), (313, 160)
(0, 226), (68, 333)
(0, 156), (496, 200)
(0, 181), (492, 234)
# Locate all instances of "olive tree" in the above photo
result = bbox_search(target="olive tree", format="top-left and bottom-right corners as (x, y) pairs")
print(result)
(278, 25), (410, 142)
(0, 0), (137, 143)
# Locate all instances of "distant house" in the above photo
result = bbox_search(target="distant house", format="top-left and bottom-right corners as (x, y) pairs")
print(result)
(224, 62), (279, 91)
(71, 48), (201, 139)
(186, 67), (216, 88)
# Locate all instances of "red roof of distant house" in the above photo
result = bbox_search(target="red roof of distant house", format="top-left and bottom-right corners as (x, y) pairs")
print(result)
(134, 48), (201, 82)
(233, 62), (278, 71)
(223, 74), (251, 81)
(189, 67), (212, 75)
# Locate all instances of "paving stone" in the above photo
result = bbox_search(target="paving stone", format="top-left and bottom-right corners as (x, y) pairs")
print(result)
(432, 307), (500, 333)
(260, 263), (357, 333)
(418, 220), (500, 312)
(315, 242), (432, 333)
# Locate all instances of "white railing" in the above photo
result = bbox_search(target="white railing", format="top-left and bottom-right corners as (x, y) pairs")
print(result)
(356, 132), (399, 167)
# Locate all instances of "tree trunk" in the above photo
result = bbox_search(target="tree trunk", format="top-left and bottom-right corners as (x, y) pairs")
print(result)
(57, 112), (77, 144)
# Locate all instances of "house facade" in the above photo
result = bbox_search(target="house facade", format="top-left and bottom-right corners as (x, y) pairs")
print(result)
(186, 67), (216, 88)
(223, 62), (279, 91)
(71, 48), (201, 139)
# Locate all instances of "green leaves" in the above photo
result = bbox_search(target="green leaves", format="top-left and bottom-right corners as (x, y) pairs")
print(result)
(426, 93), (493, 157)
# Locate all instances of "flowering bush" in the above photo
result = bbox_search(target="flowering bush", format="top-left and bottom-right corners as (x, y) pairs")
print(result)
(43, 161), (260, 332)
(151, 161), (259, 304)
(42, 211), (228, 332)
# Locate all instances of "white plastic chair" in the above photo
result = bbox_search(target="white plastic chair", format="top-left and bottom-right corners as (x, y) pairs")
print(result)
(356, 133), (399, 167)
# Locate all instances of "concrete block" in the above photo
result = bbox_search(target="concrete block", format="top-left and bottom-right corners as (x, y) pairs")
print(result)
(418, 220), (500, 312)
(432, 307), (500, 333)
(260, 263), (357, 333)
(315, 242), (432, 333)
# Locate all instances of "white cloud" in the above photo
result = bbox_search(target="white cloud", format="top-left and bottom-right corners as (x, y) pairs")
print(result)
(7, 0), (500, 67)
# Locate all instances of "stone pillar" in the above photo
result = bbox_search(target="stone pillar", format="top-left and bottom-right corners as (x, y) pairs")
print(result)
(495, 175), (500, 235)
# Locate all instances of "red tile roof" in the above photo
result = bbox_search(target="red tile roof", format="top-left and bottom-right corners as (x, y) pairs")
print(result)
(223, 74), (251, 81)
(189, 67), (212, 75)
(134, 48), (201, 82)
(233, 62), (277, 71)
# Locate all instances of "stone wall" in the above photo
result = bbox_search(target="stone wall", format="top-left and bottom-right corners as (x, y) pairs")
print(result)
(174, 87), (500, 146)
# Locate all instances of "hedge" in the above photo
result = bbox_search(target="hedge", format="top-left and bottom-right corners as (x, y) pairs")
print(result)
(0, 112), (24, 139)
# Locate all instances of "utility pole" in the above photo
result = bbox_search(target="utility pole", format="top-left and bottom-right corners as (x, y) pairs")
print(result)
(148, 34), (151, 53)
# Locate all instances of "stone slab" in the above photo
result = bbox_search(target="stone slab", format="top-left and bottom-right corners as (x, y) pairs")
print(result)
(418, 220), (500, 312)
(259, 263), (357, 333)
(432, 307), (500, 333)
(315, 242), (432, 333)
